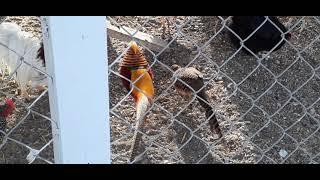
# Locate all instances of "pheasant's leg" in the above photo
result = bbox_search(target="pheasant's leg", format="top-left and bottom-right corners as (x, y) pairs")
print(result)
(211, 125), (222, 139)
(168, 16), (177, 36)
(258, 51), (271, 60)
(21, 88), (32, 101)
(0, 116), (7, 131)
(35, 85), (46, 92)
(166, 17), (171, 34)
(160, 17), (167, 38)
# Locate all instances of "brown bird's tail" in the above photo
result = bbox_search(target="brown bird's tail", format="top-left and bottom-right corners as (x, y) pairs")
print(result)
(197, 90), (222, 139)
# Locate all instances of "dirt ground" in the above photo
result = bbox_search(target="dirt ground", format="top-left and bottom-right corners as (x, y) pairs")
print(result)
(0, 16), (319, 164)
(108, 16), (320, 164)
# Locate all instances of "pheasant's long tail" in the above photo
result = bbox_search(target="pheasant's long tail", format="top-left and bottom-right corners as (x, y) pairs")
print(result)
(197, 90), (222, 138)
(129, 94), (149, 163)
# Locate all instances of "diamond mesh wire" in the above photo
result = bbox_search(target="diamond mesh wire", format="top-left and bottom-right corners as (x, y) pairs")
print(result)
(0, 16), (54, 164)
(108, 16), (320, 164)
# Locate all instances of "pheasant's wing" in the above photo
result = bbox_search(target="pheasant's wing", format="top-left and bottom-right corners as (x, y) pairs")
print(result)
(147, 65), (154, 80)
(175, 67), (205, 93)
(190, 67), (204, 80)
(119, 66), (132, 92)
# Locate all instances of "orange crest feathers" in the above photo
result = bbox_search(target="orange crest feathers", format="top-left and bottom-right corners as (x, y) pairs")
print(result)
(120, 41), (149, 68)
(129, 41), (139, 54)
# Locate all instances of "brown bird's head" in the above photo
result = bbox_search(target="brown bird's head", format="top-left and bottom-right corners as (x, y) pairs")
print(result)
(171, 64), (181, 72)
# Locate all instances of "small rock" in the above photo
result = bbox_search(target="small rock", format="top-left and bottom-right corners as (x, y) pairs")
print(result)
(26, 149), (40, 163)
(279, 149), (288, 158)
(309, 108), (316, 115)
(163, 160), (170, 164)
(191, 50), (198, 55)
(293, 113), (301, 117)
(293, 102), (300, 106)
(148, 19), (157, 24)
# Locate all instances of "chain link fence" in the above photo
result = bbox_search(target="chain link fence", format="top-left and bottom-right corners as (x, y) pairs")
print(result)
(1, 16), (319, 164)
(107, 16), (320, 164)
(0, 16), (54, 164)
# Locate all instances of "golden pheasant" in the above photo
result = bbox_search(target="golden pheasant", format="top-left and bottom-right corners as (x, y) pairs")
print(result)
(119, 41), (155, 162)
(171, 64), (222, 139)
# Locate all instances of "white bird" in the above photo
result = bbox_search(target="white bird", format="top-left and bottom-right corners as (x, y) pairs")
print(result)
(0, 22), (46, 99)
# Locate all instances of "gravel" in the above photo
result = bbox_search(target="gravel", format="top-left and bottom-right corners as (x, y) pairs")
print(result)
(108, 16), (320, 164)
(0, 16), (319, 164)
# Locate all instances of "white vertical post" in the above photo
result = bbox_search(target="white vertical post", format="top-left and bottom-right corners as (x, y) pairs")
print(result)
(41, 16), (110, 164)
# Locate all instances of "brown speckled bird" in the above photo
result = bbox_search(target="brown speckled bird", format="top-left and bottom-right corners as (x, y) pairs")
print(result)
(171, 64), (222, 139)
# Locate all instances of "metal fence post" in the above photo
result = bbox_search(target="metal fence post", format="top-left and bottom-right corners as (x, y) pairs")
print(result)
(41, 16), (110, 164)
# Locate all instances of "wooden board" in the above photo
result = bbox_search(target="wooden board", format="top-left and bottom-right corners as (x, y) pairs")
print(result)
(107, 21), (168, 52)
